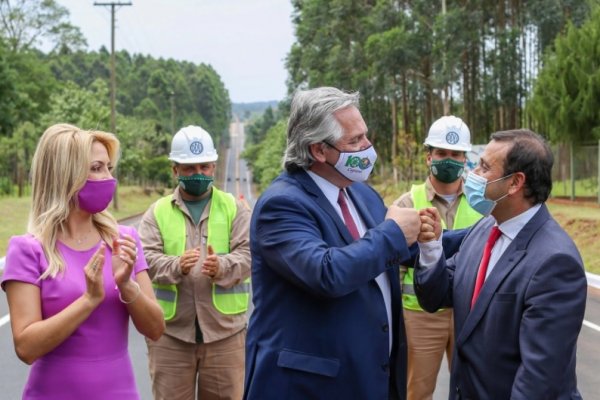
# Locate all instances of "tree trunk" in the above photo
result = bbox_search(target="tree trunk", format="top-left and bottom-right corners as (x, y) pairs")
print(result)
(391, 90), (398, 185)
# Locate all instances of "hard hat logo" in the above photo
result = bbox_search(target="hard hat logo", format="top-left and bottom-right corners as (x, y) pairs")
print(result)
(446, 131), (460, 145)
(190, 141), (204, 155)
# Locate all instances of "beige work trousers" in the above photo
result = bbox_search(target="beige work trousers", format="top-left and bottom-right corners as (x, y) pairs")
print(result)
(404, 308), (454, 400)
(146, 329), (246, 400)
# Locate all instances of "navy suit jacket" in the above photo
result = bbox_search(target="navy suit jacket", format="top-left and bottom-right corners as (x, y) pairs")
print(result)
(415, 204), (587, 399)
(244, 170), (412, 400)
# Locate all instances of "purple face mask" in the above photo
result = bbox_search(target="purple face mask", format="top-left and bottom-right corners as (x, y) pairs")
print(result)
(77, 178), (117, 214)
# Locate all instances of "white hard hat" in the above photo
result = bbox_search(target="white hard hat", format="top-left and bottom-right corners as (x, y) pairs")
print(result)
(424, 116), (472, 152)
(169, 125), (218, 164)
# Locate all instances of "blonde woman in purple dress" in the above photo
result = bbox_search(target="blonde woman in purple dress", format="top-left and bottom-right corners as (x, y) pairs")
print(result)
(1, 124), (165, 399)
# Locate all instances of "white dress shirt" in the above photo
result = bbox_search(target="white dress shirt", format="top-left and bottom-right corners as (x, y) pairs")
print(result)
(307, 170), (393, 353)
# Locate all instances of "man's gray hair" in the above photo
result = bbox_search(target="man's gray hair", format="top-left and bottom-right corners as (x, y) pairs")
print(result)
(283, 87), (360, 172)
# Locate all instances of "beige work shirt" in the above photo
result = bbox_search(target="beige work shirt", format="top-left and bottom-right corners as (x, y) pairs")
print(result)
(138, 187), (251, 344)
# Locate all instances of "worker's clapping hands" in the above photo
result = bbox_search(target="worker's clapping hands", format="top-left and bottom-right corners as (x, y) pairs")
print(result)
(178, 245), (220, 278)
(201, 245), (220, 279)
(418, 207), (442, 243)
(180, 247), (201, 275)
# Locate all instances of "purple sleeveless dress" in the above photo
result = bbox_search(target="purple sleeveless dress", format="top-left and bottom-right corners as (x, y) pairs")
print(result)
(1, 225), (147, 400)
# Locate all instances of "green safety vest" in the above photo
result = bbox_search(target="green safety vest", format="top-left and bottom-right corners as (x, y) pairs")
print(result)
(152, 187), (250, 320)
(402, 183), (482, 311)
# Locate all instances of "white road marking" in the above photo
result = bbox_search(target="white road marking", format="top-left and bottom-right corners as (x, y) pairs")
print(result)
(0, 314), (10, 328)
(583, 319), (600, 333)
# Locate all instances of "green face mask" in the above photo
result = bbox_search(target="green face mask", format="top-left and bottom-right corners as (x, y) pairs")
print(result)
(178, 174), (214, 196)
(430, 158), (465, 183)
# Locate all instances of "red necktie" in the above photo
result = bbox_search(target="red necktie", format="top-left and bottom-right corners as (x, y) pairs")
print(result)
(471, 226), (502, 308)
(337, 190), (360, 240)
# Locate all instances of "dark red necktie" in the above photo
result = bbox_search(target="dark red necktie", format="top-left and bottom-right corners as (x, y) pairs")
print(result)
(471, 226), (502, 308)
(337, 189), (360, 240)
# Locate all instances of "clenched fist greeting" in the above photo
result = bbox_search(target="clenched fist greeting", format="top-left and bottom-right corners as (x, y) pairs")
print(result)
(385, 205), (421, 245)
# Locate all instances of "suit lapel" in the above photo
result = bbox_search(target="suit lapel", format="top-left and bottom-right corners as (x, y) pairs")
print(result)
(456, 205), (551, 346)
(347, 185), (376, 229)
(292, 170), (356, 244)
(452, 217), (495, 315)
(457, 248), (526, 346)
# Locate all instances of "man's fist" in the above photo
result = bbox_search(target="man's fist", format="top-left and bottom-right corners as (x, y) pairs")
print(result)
(385, 205), (421, 245)
(418, 207), (442, 243)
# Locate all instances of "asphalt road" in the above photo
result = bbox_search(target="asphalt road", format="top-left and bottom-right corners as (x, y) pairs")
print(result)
(1, 122), (599, 399)
(223, 119), (256, 208)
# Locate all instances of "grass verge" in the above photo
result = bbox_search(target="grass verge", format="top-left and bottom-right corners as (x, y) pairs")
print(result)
(376, 184), (600, 275)
(3, 183), (599, 275)
(0, 186), (164, 257)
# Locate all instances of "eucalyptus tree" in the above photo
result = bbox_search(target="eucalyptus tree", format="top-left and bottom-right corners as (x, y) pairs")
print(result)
(40, 79), (111, 130)
(0, 39), (18, 134)
(0, 0), (86, 52)
(0, 46), (56, 133)
(0, 121), (37, 195)
(287, 0), (396, 173)
(365, 0), (415, 183)
(528, 8), (600, 144)
(246, 106), (277, 145)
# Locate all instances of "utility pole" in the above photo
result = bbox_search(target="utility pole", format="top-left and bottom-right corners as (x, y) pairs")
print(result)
(441, 0), (450, 116)
(170, 90), (176, 134)
(94, 1), (131, 210)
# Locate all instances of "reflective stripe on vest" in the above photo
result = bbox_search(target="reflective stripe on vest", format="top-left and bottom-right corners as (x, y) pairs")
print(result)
(153, 187), (250, 319)
(402, 183), (482, 311)
(214, 281), (251, 294)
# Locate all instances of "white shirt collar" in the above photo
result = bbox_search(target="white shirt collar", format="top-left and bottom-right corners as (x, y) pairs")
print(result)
(306, 169), (342, 209)
(497, 203), (542, 240)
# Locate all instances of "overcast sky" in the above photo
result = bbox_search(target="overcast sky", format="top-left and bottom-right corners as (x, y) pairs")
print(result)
(56, 0), (295, 103)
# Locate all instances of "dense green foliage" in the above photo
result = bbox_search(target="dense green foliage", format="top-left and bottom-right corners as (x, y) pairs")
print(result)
(0, 1), (231, 196)
(244, 0), (598, 189)
(528, 7), (600, 143)
(241, 120), (287, 191)
(245, 106), (279, 145)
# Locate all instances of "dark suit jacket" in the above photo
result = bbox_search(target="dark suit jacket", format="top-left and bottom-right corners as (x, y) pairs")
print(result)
(244, 170), (412, 400)
(415, 204), (587, 399)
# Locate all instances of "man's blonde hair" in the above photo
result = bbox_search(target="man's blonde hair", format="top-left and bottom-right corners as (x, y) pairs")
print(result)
(29, 123), (120, 279)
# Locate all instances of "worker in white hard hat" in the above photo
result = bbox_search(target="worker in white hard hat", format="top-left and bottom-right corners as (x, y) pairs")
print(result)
(392, 115), (482, 400)
(138, 125), (251, 400)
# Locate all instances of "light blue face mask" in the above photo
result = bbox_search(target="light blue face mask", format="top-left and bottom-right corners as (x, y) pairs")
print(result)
(464, 172), (513, 216)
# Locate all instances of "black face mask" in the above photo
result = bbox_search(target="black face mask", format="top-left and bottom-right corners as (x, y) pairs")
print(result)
(178, 174), (214, 196)
(430, 158), (464, 183)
